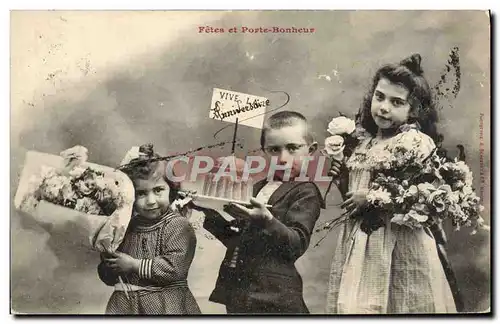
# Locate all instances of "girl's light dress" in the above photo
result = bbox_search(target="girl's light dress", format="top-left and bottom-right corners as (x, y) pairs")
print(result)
(325, 129), (457, 314)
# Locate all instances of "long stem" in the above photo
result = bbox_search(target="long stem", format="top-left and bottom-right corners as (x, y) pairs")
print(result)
(323, 178), (336, 204)
(314, 214), (347, 247)
(118, 276), (129, 300)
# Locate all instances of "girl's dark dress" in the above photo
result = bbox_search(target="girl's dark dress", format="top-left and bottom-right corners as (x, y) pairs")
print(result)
(97, 211), (201, 314)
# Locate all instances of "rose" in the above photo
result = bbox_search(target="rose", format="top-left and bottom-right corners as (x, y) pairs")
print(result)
(426, 184), (452, 213)
(327, 116), (356, 135)
(324, 135), (345, 160)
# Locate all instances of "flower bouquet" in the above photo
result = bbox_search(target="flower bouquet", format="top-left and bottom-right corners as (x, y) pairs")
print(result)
(366, 136), (487, 234)
(316, 127), (487, 243)
(14, 146), (135, 253)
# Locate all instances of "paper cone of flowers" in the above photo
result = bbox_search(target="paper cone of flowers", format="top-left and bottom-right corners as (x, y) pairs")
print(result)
(14, 147), (135, 253)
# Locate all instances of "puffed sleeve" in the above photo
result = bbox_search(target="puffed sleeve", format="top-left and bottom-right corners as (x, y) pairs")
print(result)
(135, 216), (196, 285)
(398, 129), (436, 161)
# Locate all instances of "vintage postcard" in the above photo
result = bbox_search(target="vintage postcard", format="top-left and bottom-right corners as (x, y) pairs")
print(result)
(10, 10), (491, 315)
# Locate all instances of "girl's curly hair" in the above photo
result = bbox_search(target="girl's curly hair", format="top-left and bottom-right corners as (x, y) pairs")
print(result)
(357, 54), (441, 145)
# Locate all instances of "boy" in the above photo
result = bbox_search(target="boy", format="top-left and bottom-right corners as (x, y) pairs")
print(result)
(200, 111), (323, 314)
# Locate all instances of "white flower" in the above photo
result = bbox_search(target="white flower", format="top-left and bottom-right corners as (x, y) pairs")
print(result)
(462, 185), (473, 196)
(406, 185), (419, 198)
(395, 196), (404, 204)
(324, 135), (345, 160)
(367, 188), (392, 205)
(417, 183), (436, 198)
(327, 116), (356, 135)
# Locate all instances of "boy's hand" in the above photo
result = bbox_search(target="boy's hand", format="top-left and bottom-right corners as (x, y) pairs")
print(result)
(104, 251), (141, 274)
(341, 190), (368, 217)
(224, 198), (273, 223)
(328, 158), (343, 178)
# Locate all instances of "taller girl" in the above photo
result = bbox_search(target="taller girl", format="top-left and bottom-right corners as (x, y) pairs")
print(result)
(326, 54), (457, 314)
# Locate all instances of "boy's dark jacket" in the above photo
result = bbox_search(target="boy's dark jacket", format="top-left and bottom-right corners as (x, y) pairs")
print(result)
(203, 179), (323, 313)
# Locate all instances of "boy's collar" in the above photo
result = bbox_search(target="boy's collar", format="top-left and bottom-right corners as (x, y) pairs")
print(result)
(253, 179), (325, 208)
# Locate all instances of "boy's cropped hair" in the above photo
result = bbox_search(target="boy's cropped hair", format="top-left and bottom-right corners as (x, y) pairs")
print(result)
(260, 111), (315, 149)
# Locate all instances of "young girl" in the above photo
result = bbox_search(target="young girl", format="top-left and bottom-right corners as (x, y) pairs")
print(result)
(325, 54), (457, 314)
(97, 144), (201, 314)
